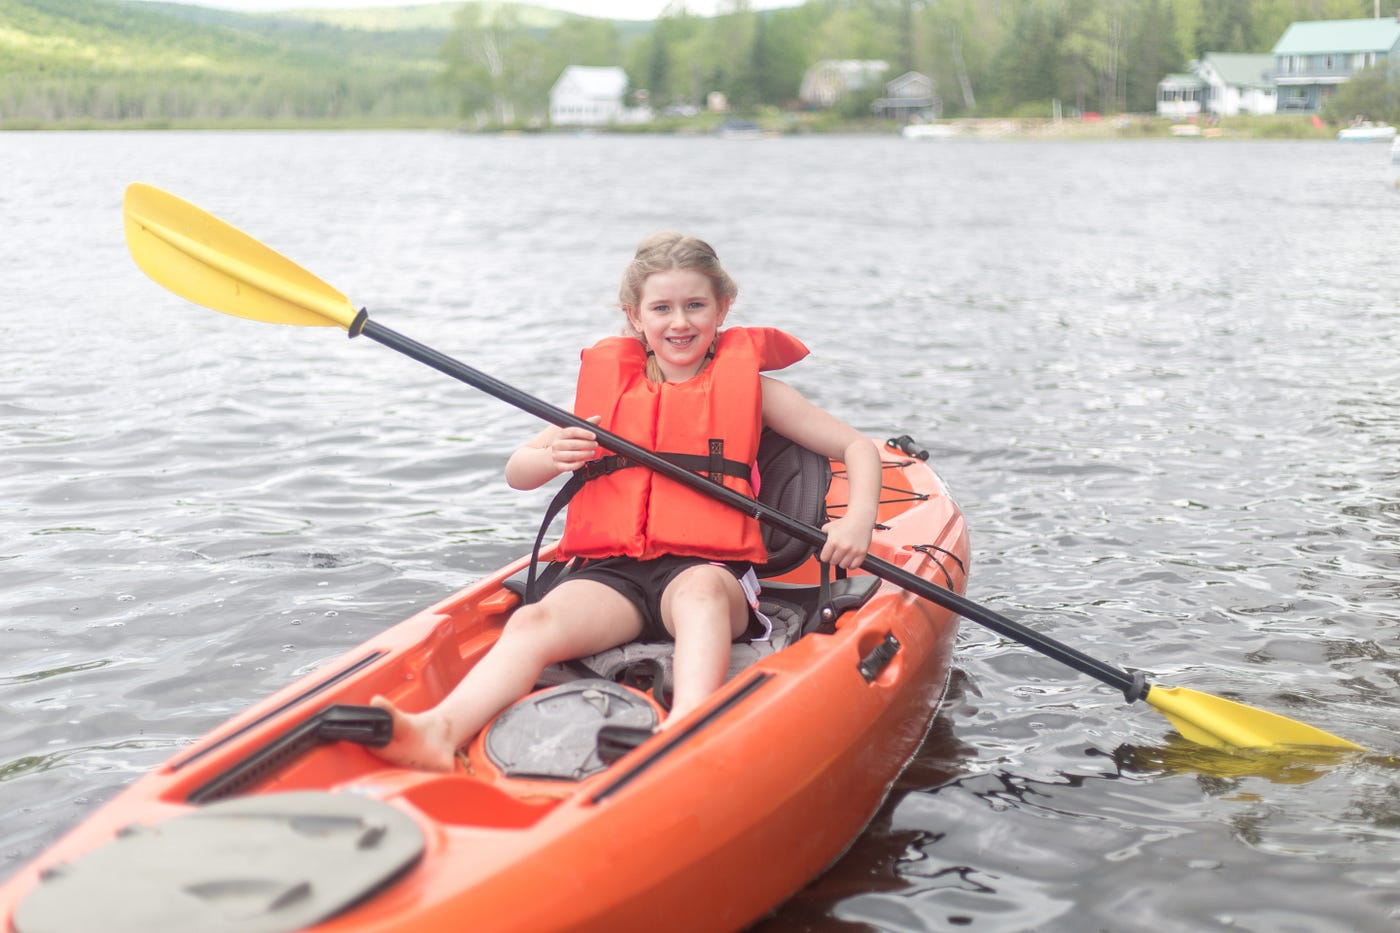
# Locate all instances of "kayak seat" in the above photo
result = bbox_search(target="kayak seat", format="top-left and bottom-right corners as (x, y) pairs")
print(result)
(505, 430), (860, 700)
(530, 596), (806, 706)
(760, 575), (882, 636)
(524, 576), (880, 699)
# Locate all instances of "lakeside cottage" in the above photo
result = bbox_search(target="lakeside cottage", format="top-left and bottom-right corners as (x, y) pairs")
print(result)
(1272, 16), (1400, 112)
(1156, 72), (1206, 119)
(872, 71), (940, 122)
(1157, 53), (1276, 118)
(798, 60), (889, 109)
(549, 66), (628, 127)
(1197, 53), (1277, 116)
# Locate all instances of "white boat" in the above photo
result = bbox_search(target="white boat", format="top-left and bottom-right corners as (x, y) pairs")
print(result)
(1391, 137), (1400, 162)
(1337, 122), (1397, 142)
(902, 123), (958, 140)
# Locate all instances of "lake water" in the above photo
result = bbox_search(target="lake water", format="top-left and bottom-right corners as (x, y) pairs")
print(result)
(3, 130), (1398, 932)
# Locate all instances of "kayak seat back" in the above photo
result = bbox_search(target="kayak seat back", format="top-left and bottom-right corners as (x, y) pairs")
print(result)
(750, 428), (831, 578)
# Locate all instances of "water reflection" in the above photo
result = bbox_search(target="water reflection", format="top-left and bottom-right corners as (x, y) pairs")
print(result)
(0, 658), (111, 686)
(1107, 735), (1355, 786)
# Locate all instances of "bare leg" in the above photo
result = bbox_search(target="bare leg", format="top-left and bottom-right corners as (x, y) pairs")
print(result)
(659, 564), (748, 723)
(370, 580), (642, 772)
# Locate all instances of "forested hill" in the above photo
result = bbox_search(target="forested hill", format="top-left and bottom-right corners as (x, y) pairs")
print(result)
(0, 0), (568, 127)
(6, 0), (1400, 130)
(4, 1), (431, 70)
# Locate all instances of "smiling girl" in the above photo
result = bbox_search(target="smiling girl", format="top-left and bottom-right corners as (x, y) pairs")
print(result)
(371, 233), (881, 771)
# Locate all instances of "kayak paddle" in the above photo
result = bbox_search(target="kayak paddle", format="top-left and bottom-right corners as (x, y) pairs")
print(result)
(121, 182), (1364, 754)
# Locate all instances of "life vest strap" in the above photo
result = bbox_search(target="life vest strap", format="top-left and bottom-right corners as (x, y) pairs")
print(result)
(525, 449), (752, 603)
(580, 449), (749, 484)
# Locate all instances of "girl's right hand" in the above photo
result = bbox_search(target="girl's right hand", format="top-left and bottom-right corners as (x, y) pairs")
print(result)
(550, 415), (602, 473)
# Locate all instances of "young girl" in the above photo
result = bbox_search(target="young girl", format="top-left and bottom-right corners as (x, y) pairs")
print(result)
(371, 233), (881, 772)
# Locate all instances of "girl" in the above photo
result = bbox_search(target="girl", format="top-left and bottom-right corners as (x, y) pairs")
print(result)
(371, 233), (881, 772)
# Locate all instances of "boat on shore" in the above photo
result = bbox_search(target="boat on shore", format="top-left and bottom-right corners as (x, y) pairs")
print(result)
(902, 122), (959, 139)
(1337, 121), (1397, 142)
(715, 118), (766, 139)
(0, 434), (969, 933)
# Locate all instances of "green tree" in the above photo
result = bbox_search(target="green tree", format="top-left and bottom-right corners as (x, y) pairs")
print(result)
(989, 0), (1065, 114)
(917, 0), (991, 114)
(630, 8), (705, 106)
(755, 4), (826, 106)
(1323, 63), (1400, 124)
(809, 0), (899, 60)
(441, 4), (543, 125)
(1195, 0), (1254, 53)
(1059, 0), (1129, 113)
(702, 2), (761, 108)
(1126, 0), (1184, 112)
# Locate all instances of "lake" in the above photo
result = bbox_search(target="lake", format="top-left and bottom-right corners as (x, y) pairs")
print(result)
(3, 130), (1398, 931)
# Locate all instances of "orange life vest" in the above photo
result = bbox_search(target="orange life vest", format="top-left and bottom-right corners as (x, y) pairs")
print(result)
(556, 326), (809, 562)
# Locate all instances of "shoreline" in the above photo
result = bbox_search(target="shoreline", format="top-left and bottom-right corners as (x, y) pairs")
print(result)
(0, 114), (1344, 140)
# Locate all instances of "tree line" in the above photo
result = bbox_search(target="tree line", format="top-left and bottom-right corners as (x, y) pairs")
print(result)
(445, 0), (1400, 125)
(2, 0), (1396, 129)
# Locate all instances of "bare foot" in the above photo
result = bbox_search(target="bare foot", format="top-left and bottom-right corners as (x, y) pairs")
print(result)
(367, 695), (459, 773)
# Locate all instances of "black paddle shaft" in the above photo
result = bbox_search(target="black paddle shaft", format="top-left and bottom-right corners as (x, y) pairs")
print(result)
(357, 318), (1149, 704)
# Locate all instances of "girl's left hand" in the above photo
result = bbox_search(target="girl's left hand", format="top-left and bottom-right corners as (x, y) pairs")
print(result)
(819, 515), (872, 570)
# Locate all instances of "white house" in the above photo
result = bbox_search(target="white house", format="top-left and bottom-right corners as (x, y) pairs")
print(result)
(1197, 53), (1276, 115)
(1156, 72), (1205, 118)
(798, 60), (889, 109)
(1157, 53), (1276, 118)
(550, 66), (628, 127)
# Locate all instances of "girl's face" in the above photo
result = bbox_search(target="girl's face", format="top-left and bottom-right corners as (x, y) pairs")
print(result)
(627, 268), (729, 382)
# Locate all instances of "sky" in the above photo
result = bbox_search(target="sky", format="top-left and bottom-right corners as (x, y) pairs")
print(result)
(128, 0), (792, 19)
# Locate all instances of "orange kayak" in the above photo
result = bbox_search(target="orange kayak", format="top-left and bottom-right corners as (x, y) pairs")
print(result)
(1, 437), (969, 933)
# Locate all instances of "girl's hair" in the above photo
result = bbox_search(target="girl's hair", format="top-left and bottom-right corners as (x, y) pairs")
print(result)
(619, 232), (738, 382)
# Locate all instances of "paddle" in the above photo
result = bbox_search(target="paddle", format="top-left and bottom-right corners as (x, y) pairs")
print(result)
(121, 182), (1364, 754)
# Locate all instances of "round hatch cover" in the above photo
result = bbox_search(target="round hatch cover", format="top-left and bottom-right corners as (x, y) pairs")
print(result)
(485, 679), (658, 780)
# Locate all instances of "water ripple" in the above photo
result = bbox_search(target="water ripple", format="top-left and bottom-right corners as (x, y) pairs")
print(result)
(5, 133), (1398, 930)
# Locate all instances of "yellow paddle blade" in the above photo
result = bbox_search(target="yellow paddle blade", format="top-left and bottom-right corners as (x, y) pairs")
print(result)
(1146, 685), (1363, 752)
(122, 183), (359, 330)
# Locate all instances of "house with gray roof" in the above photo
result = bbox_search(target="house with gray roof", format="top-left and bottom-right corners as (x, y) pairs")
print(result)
(1272, 16), (1400, 112)
(1198, 53), (1276, 115)
(1157, 53), (1276, 118)
(872, 71), (941, 121)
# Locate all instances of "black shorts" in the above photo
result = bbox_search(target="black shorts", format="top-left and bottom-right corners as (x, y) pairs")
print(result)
(564, 555), (754, 643)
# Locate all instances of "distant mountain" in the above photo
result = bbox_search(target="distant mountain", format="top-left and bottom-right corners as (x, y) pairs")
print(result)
(0, 2), (367, 73)
(0, 0), (589, 125)
(269, 1), (574, 32)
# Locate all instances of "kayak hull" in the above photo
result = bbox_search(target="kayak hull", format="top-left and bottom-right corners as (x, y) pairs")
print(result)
(2, 439), (969, 933)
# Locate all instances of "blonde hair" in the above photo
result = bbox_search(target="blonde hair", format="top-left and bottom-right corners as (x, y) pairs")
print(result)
(619, 232), (738, 382)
